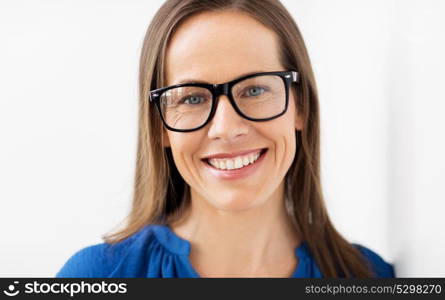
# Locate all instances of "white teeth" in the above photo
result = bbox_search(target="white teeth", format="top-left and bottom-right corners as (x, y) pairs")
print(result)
(234, 157), (243, 168)
(207, 150), (264, 170)
(226, 159), (234, 169)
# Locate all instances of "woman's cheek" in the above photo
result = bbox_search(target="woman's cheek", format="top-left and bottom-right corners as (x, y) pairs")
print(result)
(170, 134), (204, 177)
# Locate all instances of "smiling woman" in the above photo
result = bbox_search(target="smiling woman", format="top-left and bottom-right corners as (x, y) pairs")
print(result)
(56, 0), (395, 278)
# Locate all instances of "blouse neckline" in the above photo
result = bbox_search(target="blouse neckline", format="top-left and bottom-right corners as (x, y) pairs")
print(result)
(149, 224), (312, 278)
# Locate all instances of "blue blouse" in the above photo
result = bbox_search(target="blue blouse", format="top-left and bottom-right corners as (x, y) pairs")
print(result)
(56, 224), (395, 278)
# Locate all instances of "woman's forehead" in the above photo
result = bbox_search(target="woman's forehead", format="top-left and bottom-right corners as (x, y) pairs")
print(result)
(165, 10), (282, 86)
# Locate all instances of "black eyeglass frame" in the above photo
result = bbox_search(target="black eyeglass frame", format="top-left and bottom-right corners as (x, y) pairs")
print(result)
(148, 70), (299, 132)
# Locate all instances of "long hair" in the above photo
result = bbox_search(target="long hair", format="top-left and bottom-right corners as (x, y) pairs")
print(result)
(103, 0), (375, 277)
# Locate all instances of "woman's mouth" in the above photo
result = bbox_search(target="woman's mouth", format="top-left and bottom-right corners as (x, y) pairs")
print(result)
(201, 148), (268, 180)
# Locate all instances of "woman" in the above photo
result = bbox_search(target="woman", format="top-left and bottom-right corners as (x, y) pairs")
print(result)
(56, 0), (395, 278)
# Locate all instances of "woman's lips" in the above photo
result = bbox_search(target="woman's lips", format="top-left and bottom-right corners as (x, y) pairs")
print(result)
(201, 148), (264, 160)
(202, 148), (268, 180)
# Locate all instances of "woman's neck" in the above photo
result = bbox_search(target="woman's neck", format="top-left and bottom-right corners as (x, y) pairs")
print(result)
(169, 185), (301, 277)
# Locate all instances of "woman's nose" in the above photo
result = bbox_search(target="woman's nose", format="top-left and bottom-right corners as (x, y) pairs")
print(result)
(207, 95), (249, 141)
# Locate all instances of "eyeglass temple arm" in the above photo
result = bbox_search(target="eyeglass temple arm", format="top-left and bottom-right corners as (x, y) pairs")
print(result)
(286, 71), (298, 83)
(149, 92), (159, 102)
(292, 71), (298, 83)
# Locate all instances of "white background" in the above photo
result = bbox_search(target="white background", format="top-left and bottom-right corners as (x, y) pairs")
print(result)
(0, 0), (444, 277)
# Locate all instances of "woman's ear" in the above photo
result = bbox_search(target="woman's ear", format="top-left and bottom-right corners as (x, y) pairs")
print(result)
(291, 88), (303, 131)
(295, 111), (304, 131)
(290, 89), (304, 130)
(162, 128), (171, 147)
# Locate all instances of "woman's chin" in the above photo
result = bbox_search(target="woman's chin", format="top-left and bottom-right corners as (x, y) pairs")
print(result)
(207, 193), (264, 212)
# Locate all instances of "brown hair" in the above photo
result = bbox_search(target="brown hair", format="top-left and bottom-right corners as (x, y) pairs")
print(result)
(103, 0), (375, 277)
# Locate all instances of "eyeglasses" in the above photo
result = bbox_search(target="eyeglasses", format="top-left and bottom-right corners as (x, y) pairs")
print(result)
(149, 70), (298, 132)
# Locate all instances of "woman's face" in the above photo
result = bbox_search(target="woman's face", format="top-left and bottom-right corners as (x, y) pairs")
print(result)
(163, 10), (303, 211)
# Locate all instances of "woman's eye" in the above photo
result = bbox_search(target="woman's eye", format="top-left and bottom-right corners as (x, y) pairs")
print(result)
(245, 86), (265, 97)
(183, 95), (205, 104)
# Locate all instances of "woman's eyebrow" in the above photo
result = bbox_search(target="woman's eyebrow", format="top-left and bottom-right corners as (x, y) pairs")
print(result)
(175, 70), (266, 85)
(176, 78), (211, 84)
